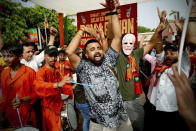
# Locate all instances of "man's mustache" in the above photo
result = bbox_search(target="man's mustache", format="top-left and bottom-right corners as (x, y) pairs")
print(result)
(94, 52), (101, 57)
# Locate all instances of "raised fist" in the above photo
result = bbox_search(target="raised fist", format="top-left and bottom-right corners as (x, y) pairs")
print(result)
(50, 27), (58, 36)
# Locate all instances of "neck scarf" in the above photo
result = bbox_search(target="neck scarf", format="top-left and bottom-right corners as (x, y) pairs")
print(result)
(146, 63), (169, 87)
(126, 55), (143, 95)
(59, 62), (65, 77)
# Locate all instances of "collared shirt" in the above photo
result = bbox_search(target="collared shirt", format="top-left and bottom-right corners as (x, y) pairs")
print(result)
(21, 51), (44, 72)
(148, 50), (190, 112)
(0, 65), (38, 127)
(75, 48), (128, 128)
(33, 65), (73, 112)
(34, 65), (73, 131)
(55, 60), (72, 78)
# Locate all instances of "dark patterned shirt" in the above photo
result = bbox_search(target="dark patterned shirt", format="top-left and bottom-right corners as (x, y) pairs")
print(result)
(75, 48), (128, 128)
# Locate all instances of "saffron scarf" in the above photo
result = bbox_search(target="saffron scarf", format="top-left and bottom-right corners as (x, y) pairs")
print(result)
(146, 63), (169, 87)
(126, 55), (143, 95)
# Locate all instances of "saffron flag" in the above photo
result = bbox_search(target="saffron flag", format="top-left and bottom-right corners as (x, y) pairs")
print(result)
(27, 28), (38, 42)
(45, 15), (50, 29)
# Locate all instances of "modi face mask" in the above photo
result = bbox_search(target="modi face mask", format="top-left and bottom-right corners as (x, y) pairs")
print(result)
(122, 34), (136, 55)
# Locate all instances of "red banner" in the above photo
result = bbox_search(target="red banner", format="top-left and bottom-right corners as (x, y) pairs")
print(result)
(77, 3), (137, 48)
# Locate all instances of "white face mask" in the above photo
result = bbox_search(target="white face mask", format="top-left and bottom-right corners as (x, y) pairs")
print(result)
(122, 34), (136, 56)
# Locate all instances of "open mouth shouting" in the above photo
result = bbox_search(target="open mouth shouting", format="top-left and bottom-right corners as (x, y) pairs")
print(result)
(94, 53), (102, 61)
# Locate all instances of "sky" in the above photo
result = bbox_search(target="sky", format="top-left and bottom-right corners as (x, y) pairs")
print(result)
(13, 0), (189, 30)
(138, 0), (188, 29)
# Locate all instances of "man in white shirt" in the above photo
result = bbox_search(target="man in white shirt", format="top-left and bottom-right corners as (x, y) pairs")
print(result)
(146, 42), (190, 131)
(20, 27), (57, 72)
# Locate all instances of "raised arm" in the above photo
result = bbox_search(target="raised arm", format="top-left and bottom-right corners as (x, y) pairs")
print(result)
(48, 27), (57, 46)
(143, 8), (168, 56)
(101, 0), (121, 52)
(83, 26), (108, 53)
(66, 29), (83, 68)
(97, 26), (108, 53)
(106, 16), (113, 47)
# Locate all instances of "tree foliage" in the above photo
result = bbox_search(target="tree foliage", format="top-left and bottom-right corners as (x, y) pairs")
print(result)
(137, 25), (153, 33)
(0, 0), (27, 43)
(0, 0), (77, 45)
(64, 17), (77, 44)
(169, 10), (178, 16)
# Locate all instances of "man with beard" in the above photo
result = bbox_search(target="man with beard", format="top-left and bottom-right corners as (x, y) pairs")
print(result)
(66, 0), (133, 130)
(33, 45), (74, 131)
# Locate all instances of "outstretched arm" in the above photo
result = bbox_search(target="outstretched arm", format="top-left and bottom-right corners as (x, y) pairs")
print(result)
(83, 26), (108, 53)
(144, 8), (168, 56)
(96, 26), (108, 53)
(101, 0), (122, 52)
(66, 29), (83, 68)
(48, 27), (58, 46)
(106, 16), (113, 47)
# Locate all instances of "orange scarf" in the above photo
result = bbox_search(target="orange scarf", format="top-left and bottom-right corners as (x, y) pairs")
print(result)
(146, 63), (169, 87)
(59, 62), (65, 77)
(126, 55), (143, 95)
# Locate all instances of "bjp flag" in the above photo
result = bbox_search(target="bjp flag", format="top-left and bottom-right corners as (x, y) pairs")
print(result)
(27, 28), (38, 42)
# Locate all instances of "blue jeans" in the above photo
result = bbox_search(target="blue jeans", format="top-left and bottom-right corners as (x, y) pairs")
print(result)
(75, 102), (90, 131)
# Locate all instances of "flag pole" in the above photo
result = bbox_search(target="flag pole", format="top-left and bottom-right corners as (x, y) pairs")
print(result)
(177, 0), (192, 74)
(38, 26), (42, 49)
(44, 13), (48, 45)
(45, 25), (47, 45)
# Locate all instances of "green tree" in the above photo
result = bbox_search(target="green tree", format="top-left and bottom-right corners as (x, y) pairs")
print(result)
(64, 17), (77, 44)
(137, 25), (153, 33)
(0, 0), (77, 46)
(0, 0), (28, 43)
(169, 10), (178, 17)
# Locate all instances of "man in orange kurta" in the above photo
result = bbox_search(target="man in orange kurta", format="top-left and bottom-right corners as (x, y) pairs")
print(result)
(55, 50), (73, 99)
(0, 44), (38, 128)
(34, 46), (73, 131)
(55, 50), (72, 78)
